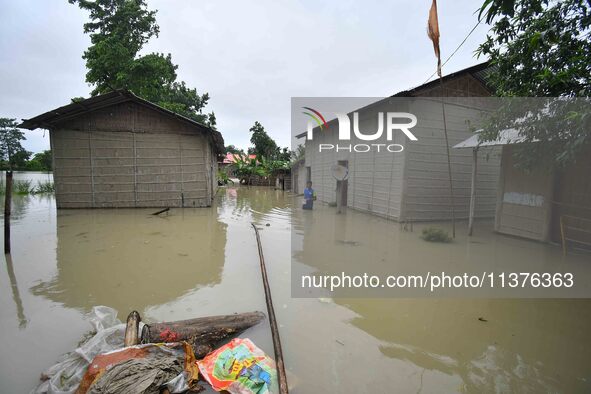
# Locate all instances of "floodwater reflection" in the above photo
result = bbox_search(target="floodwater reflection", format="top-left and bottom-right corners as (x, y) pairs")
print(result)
(32, 207), (227, 313)
(289, 202), (591, 392)
(4, 254), (27, 329)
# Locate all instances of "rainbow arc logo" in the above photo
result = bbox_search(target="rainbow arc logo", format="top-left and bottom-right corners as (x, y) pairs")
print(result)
(300, 104), (418, 152)
(302, 107), (329, 130)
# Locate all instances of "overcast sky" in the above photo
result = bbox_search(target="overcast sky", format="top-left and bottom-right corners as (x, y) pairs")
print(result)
(0, 0), (490, 153)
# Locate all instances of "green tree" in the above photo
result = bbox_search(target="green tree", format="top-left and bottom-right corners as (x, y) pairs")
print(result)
(249, 121), (278, 159)
(26, 150), (53, 171)
(224, 145), (242, 154)
(291, 144), (305, 162)
(477, 0), (591, 167)
(37, 150), (53, 170)
(11, 150), (32, 170)
(276, 146), (291, 161)
(232, 155), (261, 185)
(70, 0), (215, 127)
(0, 118), (28, 170)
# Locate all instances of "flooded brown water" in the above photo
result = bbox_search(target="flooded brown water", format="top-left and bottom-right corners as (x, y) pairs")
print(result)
(1, 183), (590, 393)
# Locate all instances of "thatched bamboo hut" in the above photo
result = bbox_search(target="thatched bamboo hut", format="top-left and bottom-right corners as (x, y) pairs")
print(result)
(20, 90), (224, 208)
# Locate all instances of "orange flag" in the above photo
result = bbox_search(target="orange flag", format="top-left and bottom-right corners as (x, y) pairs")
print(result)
(427, 0), (442, 77)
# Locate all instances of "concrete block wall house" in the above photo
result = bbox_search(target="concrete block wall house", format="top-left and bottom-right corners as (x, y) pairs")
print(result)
(20, 90), (224, 208)
(298, 62), (502, 222)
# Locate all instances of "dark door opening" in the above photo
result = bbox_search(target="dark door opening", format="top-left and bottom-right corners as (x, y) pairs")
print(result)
(336, 160), (349, 212)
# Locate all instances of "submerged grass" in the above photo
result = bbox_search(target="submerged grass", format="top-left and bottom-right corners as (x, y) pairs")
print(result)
(0, 180), (55, 195)
(35, 181), (55, 194)
(421, 227), (452, 243)
(14, 180), (33, 195)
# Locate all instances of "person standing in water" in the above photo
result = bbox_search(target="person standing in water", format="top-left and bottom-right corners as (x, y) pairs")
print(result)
(303, 181), (315, 210)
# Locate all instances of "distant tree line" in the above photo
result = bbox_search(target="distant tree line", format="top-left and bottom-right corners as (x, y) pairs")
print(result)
(224, 121), (292, 162)
(0, 118), (52, 171)
(219, 121), (296, 185)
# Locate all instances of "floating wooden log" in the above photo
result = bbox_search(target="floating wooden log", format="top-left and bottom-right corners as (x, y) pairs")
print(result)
(140, 311), (265, 358)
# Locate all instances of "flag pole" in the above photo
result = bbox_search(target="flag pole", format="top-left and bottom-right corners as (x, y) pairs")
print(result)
(428, 0), (456, 238)
(438, 77), (456, 238)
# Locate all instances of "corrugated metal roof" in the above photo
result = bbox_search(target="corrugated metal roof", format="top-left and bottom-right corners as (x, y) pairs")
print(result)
(221, 153), (257, 164)
(453, 128), (526, 149)
(19, 89), (225, 153)
(471, 64), (497, 88)
(392, 61), (492, 97)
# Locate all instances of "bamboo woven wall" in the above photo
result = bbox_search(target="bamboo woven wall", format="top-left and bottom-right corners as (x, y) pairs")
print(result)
(51, 101), (216, 208)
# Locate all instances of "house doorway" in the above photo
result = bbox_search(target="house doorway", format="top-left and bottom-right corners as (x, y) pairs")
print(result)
(336, 160), (349, 212)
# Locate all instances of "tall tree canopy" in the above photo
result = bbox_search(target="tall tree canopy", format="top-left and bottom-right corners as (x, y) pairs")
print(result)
(478, 0), (591, 97)
(224, 145), (243, 154)
(70, 0), (216, 127)
(27, 150), (53, 171)
(249, 121), (278, 158)
(477, 0), (591, 168)
(247, 121), (290, 161)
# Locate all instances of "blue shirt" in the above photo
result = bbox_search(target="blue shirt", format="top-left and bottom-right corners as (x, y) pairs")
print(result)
(304, 187), (314, 200)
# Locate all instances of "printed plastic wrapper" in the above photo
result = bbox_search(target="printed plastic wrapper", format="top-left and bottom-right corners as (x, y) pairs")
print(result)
(198, 338), (277, 394)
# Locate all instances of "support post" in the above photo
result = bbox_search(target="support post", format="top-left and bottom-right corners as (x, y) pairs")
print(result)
(560, 215), (567, 256)
(4, 170), (12, 254)
(336, 181), (342, 214)
(438, 79), (456, 238)
(468, 148), (478, 236)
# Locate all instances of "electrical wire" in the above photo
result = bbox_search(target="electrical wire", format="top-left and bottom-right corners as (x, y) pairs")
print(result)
(424, 20), (482, 84)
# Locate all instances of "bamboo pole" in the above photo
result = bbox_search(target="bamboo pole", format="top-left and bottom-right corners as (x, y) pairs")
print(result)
(251, 223), (289, 394)
(560, 215), (567, 256)
(4, 170), (12, 254)
(468, 148), (478, 236)
(439, 78), (456, 238)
